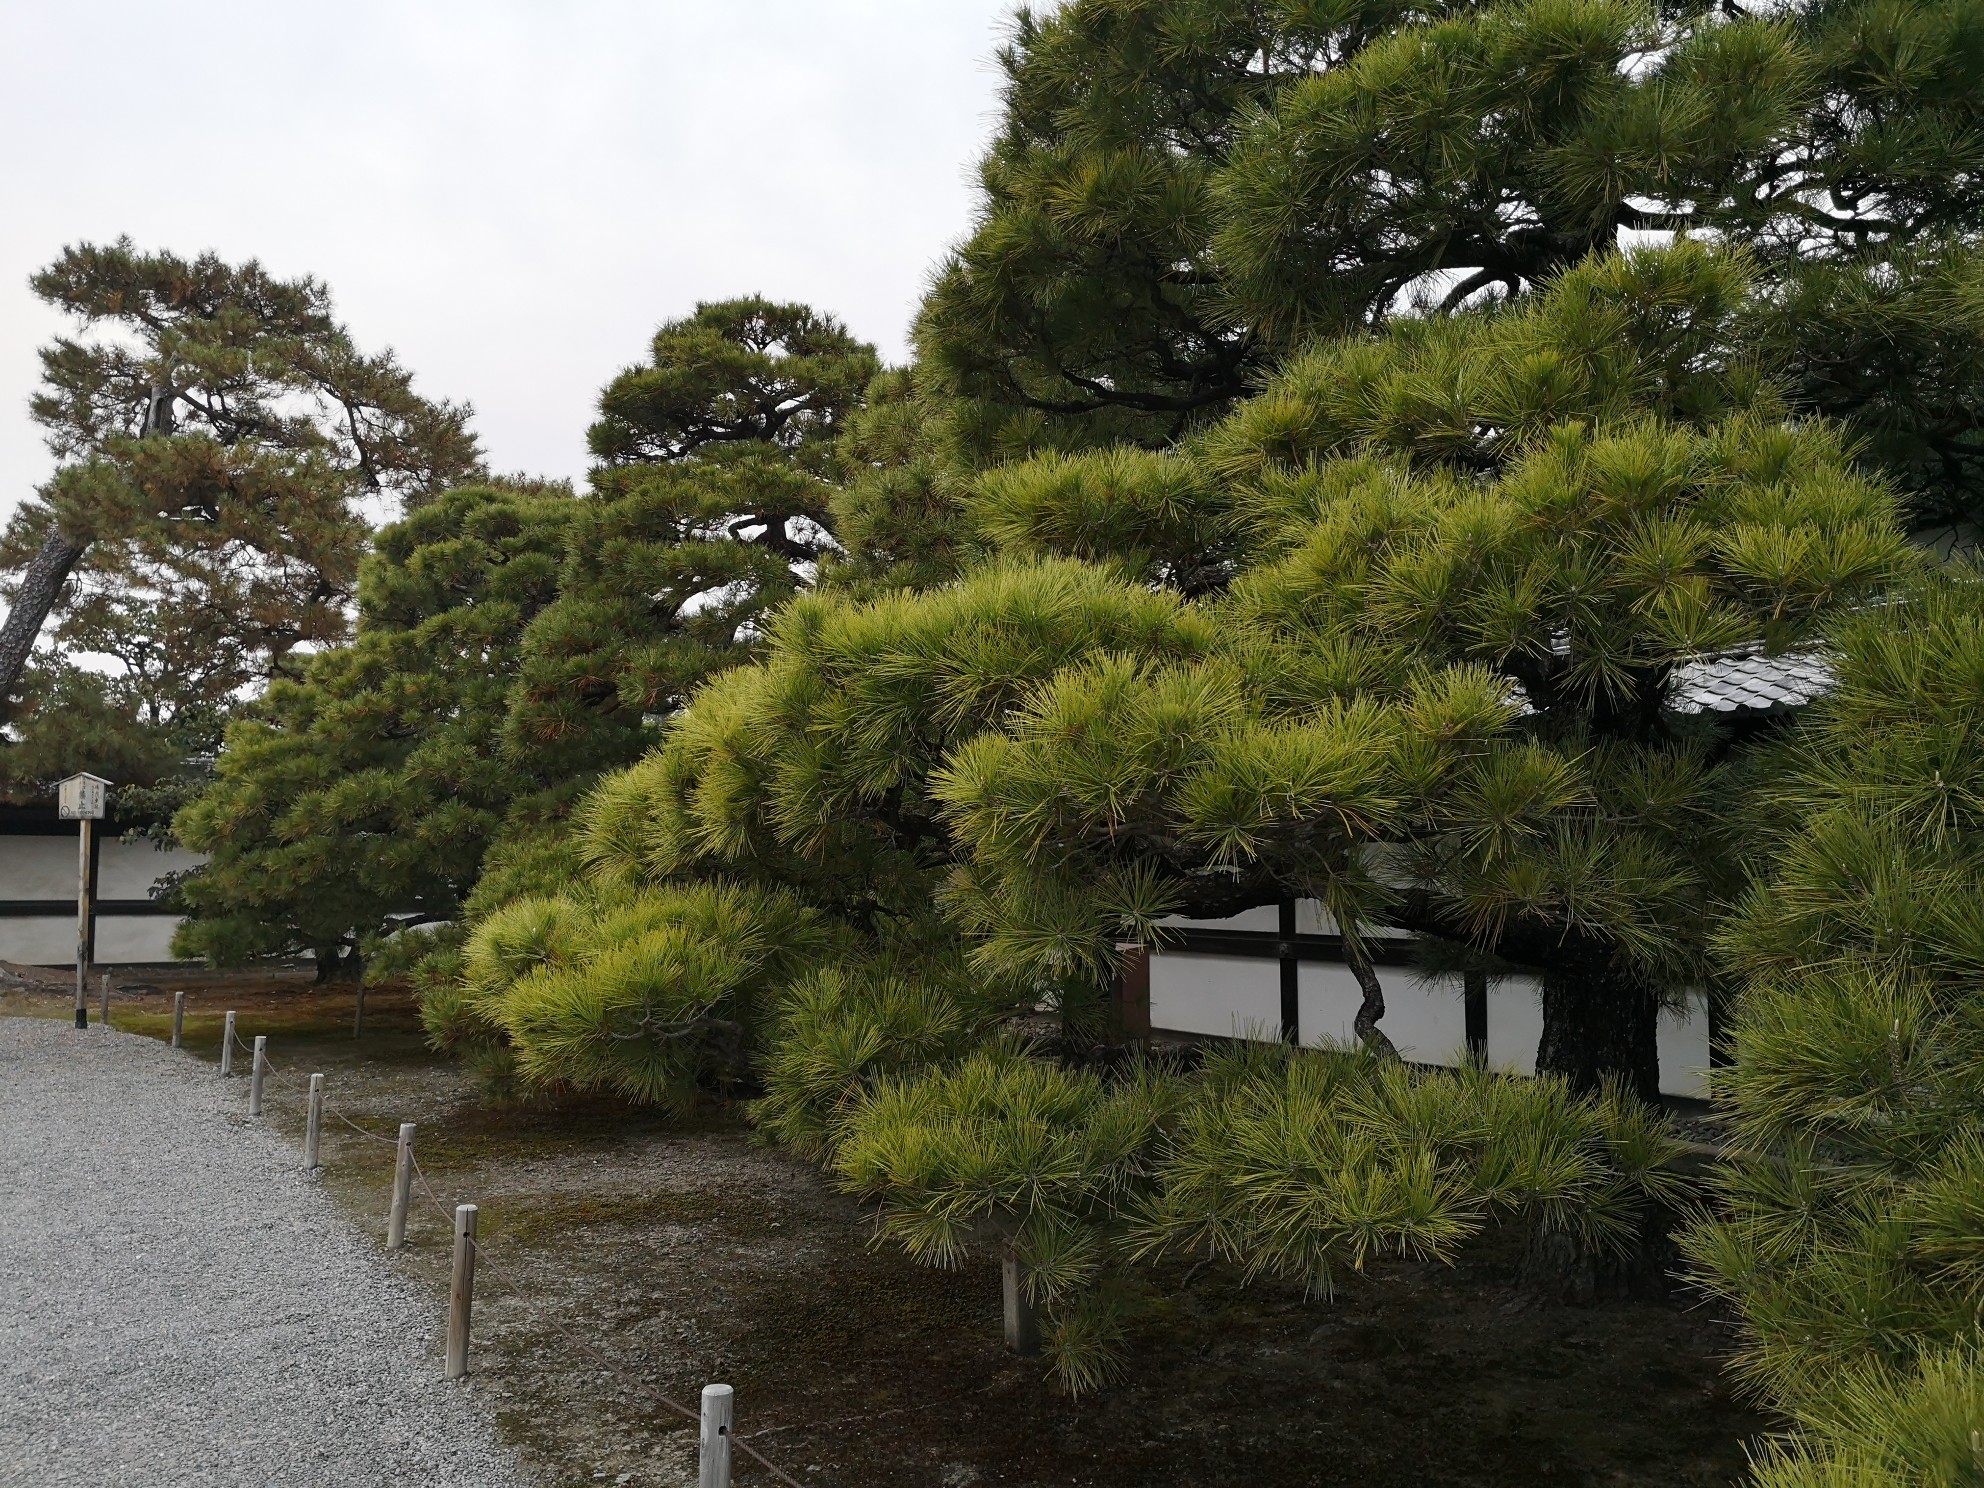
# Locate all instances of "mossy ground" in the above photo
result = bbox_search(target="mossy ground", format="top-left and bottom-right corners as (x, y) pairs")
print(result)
(50, 967), (1770, 1487)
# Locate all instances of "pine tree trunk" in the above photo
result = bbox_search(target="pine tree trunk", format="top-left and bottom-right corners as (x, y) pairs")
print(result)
(0, 529), (86, 717)
(1534, 958), (1662, 1103)
(313, 947), (364, 983)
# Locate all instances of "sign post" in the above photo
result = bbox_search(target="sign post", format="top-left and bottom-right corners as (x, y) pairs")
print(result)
(58, 774), (109, 1030)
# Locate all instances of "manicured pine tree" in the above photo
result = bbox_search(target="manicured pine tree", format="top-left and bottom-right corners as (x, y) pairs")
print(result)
(1679, 569), (1984, 1487)
(921, 0), (1984, 528)
(0, 238), (481, 800)
(173, 484), (574, 979)
(457, 244), (1912, 1102)
(502, 298), (878, 782)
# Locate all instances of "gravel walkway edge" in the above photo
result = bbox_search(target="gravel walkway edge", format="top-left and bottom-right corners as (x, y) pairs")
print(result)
(0, 1016), (531, 1488)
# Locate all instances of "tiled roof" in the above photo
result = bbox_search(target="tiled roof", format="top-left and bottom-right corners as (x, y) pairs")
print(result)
(1669, 647), (1833, 715)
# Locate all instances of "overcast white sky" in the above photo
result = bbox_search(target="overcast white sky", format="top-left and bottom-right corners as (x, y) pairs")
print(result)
(0, 1), (1014, 520)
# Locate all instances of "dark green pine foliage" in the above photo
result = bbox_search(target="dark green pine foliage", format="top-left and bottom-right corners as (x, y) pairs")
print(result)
(919, 0), (1984, 528)
(504, 299), (878, 781)
(1, 238), (481, 806)
(173, 485), (573, 977)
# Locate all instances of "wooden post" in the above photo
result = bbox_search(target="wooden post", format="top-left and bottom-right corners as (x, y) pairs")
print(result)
(220, 1011), (236, 1076)
(387, 1123), (416, 1249)
(698, 1383), (734, 1488)
(73, 817), (91, 1030)
(1003, 1253), (1041, 1357)
(445, 1203), (478, 1379)
(304, 1074), (324, 1170)
(1112, 941), (1152, 1041)
(99, 971), (110, 1027)
(249, 1036), (268, 1117)
(170, 989), (185, 1048)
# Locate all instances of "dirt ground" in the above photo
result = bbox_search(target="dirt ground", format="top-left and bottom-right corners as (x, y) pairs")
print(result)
(9, 966), (1772, 1487)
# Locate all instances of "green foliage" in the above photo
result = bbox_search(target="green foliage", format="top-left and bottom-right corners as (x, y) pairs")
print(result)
(931, 245), (1912, 1092)
(173, 484), (572, 970)
(504, 298), (878, 781)
(821, 368), (978, 594)
(1137, 1045), (1684, 1293)
(827, 1037), (1682, 1391)
(1680, 570), (1984, 1483)
(455, 880), (842, 1113)
(919, 0), (1984, 496)
(2, 238), (481, 803)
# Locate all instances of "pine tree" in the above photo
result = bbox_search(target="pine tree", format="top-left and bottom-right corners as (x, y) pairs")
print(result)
(172, 484), (573, 978)
(455, 244), (1911, 1102)
(919, 0), (1984, 527)
(0, 239), (481, 796)
(1678, 569), (1984, 1486)
(502, 298), (877, 781)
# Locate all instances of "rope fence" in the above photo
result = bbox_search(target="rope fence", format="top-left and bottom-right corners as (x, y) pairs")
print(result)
(221, 1020), (806, 1488)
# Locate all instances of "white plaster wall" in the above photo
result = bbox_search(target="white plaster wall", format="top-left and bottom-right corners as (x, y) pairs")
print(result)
(1159, 905), (1281, 932)
(0, 916), (76, 964)
(96, 917), (186, 963)
(1149, 952), (1283, 1040)
(1298, 963), (1470, 1063)
(0, 837), (81, 899)
(0, 914), (189, 965)
(1146, 932), (1714, 1099)
(98, 840), (204, 899)
(0, 835), (204, 901)
(1658, 994), (1712, 1101)
(1485, 975), (1545, 1077)
(1293, 900), (1413, 939)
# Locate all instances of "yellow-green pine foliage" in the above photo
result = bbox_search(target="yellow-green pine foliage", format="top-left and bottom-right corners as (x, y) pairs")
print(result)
(172, 484), (572, 973)
(1680, 570), (1984, 1485)
(939, 244), (1913, 1096)
(454, 880), (847, 1113)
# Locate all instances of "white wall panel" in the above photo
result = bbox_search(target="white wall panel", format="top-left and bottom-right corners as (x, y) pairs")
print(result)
(0, 916), (76, 964)
(1485, 975), (1545, 1076)
(1158, 905), (1281, 932)
(1149, 951), (1282, 1040)
(97, 841), (204, 900)
(0, 837), (80, 899)
(95, 917), (187, 963)
(1296, 960), (1365, 1047)
(1658, 993), (1712, 1100)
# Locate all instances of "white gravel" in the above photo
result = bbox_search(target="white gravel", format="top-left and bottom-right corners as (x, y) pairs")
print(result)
(0, 1017), (530, 1488)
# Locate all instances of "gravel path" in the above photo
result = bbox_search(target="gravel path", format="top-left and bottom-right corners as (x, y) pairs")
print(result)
(0, 1017), (530, 1488)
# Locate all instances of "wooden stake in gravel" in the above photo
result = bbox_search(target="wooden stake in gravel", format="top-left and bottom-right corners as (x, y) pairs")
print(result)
(387, 1123), (416, 1250)
(99, 971), (110, 1026)
(220, 1011), (236, 1076)
(445, 1203), (477, 1380)
(304, 1074), (324, 1170)
(170, 990), (185, 1048)
(699, 1383), (734, 1488)
(248, 1036), (268, 1117)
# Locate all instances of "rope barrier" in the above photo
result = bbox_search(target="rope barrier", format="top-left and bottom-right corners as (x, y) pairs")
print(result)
(219, 1019), (810, 1487)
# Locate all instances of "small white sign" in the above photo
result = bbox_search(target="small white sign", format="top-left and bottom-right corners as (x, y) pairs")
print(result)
(58, 773), (111, 821)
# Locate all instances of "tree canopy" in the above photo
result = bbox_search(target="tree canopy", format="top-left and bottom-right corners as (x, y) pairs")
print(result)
(1680, 569), (1984, 1486)
(919, 0), (1984, 526)
(502, 298), (878, 782)
(172, 483), (573, 977)
(0, 238), (480, 804)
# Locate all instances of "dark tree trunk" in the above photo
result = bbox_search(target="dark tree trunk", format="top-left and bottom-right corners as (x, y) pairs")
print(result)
(0, 529), (86, 717)
(313, 947), (364, 983)
(1534, 959), (1662, 1103)
(1345, 947), (1399, 1059)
